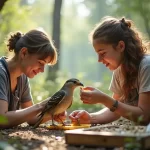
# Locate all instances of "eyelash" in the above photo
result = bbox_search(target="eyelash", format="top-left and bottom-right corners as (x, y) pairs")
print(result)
(101, 52), (106, 56)
(38, 61), (44, 66)
(98, 52), (106, 57)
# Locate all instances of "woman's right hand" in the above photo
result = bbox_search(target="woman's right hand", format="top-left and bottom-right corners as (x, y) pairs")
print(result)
(69, 110), (91, 124)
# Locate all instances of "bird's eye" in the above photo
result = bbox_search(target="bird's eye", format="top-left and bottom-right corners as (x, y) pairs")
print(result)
(73, 81), (77, 84)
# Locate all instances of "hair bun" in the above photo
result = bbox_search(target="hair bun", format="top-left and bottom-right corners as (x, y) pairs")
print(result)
(6, 31), (24, 52)
(120, 17), (131, 29)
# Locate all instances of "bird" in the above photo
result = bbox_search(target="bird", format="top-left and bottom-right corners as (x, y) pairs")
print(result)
(33, 78), (84, 128)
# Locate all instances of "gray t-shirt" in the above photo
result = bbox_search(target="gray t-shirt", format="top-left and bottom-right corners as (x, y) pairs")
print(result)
(0, 57), (32, 111)
(109, 55), (150, 106)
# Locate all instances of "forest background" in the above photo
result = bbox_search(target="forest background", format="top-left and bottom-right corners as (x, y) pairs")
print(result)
(0, 0), (150, 114)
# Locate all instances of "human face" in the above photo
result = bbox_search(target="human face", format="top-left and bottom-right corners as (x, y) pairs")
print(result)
(93, 40), (124, 71)
(20, 49), (52, 78)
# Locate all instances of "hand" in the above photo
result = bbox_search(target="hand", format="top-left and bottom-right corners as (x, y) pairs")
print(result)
(80, 86), (107, 104)
(53, 111), (67, 123)
(69, 110), (91, 124)
(37, 97), (50, 109)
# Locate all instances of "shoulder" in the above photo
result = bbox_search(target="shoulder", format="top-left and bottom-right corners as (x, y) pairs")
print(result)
(20, 74), (28, 81)
(0, 57), (8, 79)
(138, 55), (150, 76)
(140, 55), (150, 68)
(19, 74), (30, 86)
(113, 66), (122, 77)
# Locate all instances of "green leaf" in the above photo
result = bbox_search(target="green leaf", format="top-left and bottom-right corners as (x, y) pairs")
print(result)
(0, 115), (8, 124)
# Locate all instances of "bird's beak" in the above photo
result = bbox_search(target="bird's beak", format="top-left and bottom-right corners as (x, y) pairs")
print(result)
(78, 82), (84, 86)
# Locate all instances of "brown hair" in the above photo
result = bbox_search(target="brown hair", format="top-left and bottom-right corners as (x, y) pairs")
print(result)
(5, 29), (57, 65)
(89, 16), (148, 99)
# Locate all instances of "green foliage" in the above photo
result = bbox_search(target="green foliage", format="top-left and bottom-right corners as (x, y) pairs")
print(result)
(0, 115), (8, 124)
(124, 137), (142, 150)
(0, 0), (38, 56)
(112, 0), (150, 39)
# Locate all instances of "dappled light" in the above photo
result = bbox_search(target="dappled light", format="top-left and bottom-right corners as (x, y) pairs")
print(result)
(0, 0), (150, 150)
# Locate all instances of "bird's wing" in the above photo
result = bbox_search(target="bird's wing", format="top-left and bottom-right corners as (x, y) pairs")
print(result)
(47, 90), (66, 107)
(39, 90), (66, 116)
(33, 90), (66, 128)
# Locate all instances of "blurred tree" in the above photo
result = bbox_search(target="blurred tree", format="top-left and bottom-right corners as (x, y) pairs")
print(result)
(61, 0), (112, 82)
(113, 0), (150, 39)
(0, 0), (7, 11)
(82, 0), (113, 24)
(0, 0), (37, 56)
(47, 0), (63, 81)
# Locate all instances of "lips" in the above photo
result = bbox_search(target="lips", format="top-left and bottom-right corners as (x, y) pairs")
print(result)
(33, 70), (38, 75)
(105, 63), (109, 67)
(103, 62), (109, 67)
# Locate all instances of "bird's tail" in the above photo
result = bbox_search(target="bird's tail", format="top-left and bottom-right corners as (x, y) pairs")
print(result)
(33, 113), (44, 128)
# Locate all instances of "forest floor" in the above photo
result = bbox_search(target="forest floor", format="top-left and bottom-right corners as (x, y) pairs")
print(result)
(0, 118), (149, 150)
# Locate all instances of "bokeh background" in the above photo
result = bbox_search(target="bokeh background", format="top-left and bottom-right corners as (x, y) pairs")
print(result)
(0, 0), (150, 113)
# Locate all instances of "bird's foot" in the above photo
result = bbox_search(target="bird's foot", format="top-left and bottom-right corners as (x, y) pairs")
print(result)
(57, 116), (66, 126)
(76, 118), (80, 126)
(51, 123), (58, 126)
(61, 121), (66, 126)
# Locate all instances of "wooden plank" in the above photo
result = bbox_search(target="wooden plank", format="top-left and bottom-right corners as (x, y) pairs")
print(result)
(65, 128), (150, 148)
(144, 136), (150, 148)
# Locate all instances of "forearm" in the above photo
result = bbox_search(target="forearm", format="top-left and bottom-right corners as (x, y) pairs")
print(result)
(28, 113), (52, 126)
(103, 95), (148, 125)
(27, 99), (52, 126)
(0, 103), (43, 128)
(114, 102), (147, 124)
(90, 107), (120, 124)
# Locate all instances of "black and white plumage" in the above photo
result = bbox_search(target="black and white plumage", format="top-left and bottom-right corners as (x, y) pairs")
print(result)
(33, 78), (84, 128)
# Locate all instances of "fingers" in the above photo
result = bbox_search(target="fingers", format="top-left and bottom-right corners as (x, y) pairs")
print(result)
(69, 110), (85, 120)
(59, 111), (67, 116)
(69, 111), (80, 122)
(80, 87), (93, 97)
(54, 115), (66, 122)
(75, 110), (86, 118)
(69, 111), (79, 120)
(69, 110), (91, 124)
(54, 111), (67, 122)
(80, 89), (92, 103)
(82, 86), (95, 91)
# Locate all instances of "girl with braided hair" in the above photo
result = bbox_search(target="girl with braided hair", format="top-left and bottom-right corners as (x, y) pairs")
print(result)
(69, 16), (150, 125)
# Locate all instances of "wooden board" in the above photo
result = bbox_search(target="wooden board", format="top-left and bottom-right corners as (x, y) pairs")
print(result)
(65, 125), (150, 149)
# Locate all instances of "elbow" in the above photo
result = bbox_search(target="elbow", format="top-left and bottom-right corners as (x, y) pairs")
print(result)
(138, 119), (150, 126)
(135, 114), (150, 126)
(137, 121), (149, 126)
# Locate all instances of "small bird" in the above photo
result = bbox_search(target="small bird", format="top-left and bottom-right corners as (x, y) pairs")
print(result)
(33, 78), (84, 128)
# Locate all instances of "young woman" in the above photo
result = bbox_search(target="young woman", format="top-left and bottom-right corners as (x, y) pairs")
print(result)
(69, 16), (150, 125)
(0, 29), (66, 128)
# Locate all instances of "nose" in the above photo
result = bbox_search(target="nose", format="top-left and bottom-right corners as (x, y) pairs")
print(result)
(98, 54), (103, 62)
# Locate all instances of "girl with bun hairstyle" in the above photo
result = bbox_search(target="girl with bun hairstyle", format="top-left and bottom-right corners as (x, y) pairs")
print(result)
(0, 29), (66, 128)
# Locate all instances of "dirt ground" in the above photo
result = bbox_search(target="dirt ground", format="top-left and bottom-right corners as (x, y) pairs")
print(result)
(0, 118), (148, 150)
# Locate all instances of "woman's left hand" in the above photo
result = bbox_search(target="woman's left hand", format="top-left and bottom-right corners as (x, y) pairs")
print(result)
(53, 111), (67, 123)
(80, 86), (108, 104)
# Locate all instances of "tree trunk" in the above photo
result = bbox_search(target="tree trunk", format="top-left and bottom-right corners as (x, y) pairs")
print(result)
(0, 0), (7, 11)
(47, 0), (62, 81)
